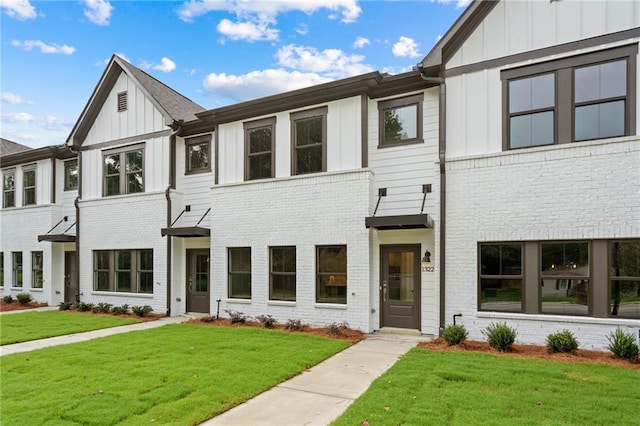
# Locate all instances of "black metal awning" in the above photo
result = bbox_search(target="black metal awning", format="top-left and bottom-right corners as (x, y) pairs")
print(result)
(38, 216), (76, 243)
(365, 213), (433, 230)
(161, 206), (211, 238)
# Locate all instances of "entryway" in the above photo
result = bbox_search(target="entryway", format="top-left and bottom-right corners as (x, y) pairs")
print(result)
(64, 252), (78, 303)
(380, 245), (421, 329)
(186, 249), (210, 314)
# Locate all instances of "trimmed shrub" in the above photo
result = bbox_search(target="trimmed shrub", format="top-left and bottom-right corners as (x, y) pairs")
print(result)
(482, 322), (517, 352)
(92, 303), (113, 314)
(16, 293), (32, 305)
(442, 324), (468, 346)
(285, 318), (304, 331)
(74, 302), (94, 312)
(546, 330), (579, 353)
(111, 304), (129, 315)
(3, 295), (14, 304)
(607, 328), (639, 363)
(225, 309), (248, 324)
(256, 314), (278, 329)
(58, 301), (73, 311)
(326, 321), (350, 336)
(131, 305), (153, 317)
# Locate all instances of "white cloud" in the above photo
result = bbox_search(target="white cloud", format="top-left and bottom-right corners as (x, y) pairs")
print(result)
(11, 39), (75, 55)
(392, 36), (420, 58)
(203, 69), (331, 103)
(83, 0), (113, 25)
(0, 0), (36, 20)
(295, 23), (308, 35)
(353, 36), (369, 49)
(217, 18), (279, 42)
(143, 57), (177, 73)
(177, 0), (361, 24)
(1, 92), (31, 104)
(276, 44), (372, 78)
(1, 112), (71, 131)
(434, 0), (472, 8)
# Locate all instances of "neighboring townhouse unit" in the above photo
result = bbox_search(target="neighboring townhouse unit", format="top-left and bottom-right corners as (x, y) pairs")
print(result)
(1, 138), (78, 304)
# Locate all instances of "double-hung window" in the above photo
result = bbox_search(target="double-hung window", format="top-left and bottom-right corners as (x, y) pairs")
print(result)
(93, 249), (153, 294)
(103, 145), (144, 196)
(64, 160), (78, 190)
(12, 252), (22, 288)
(0, 252), (4, 286)
(478, 243), (523, 313)
(291, 107), (327, 175)
(228, 247), (251, 299)
(609, 240), (640, 319)
(32, 251), (43, 288)
(503, 45), (636, 149)
(2, 170), (15, 208)
(245, 117), (275, 180)
(270, 246), (296, 301)
(316, 245), (347, 304)
(540, 242), (590, 316)
(185, 135), (211, 174)
(378, 93), (424, 147)
(22, 166), (36, 206)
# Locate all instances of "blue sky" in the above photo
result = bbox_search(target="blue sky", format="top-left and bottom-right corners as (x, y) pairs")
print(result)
(1, 0), (468, 149)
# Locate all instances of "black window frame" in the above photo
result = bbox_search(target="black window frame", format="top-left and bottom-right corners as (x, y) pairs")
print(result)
(228, 247), (251, 299)
(2, 169), (15, 208)
(291, 106), (327, 176)
(377, 93), (424, 148)
(22, 165), (36, 206)
(316, 245), (347, 304)
(244, 117), (276, 181)
(185, 135), (211, 175)
(92, 249), (153, 294)
(269, 246), (296, 301)
(502, 44), (637, 150)
(12, 251), (22, 288)
(102, 144), (145, 196)
(609, 239), (640, 320)
(0, 252), (4, 287)
(31, 251), (43, 289)
(64, 160), (78, 191)
(478, 242), (524, 313)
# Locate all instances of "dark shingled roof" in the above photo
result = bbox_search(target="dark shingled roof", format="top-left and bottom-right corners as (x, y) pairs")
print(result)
(1, 138), (32, 156)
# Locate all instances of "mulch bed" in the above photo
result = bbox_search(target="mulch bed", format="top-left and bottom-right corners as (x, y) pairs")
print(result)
(0, 301), (49, 312)
(419, 338), (639, 370)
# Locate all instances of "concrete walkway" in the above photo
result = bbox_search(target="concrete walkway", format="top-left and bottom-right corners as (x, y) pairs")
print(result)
(201, 332), (427, 426)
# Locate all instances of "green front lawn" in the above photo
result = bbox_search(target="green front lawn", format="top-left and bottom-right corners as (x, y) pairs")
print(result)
(1, 311), (140, 345)
(1, 324), (348, 425)
(334, 348), (640, 425)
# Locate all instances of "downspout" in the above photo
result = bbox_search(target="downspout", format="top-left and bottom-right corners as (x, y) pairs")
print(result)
(165, 121), (182, 317)
(419, 73), (446, 336)
(74, 148), (82, 302)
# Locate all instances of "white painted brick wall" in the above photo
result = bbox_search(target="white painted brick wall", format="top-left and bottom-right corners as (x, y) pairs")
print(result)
(209, 169), (373, 331)
(445, 137), (640, 350)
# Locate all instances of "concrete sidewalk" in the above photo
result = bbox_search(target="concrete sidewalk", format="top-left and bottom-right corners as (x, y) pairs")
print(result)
(0, 315), (186, 357)
(202, 332), (427, 426)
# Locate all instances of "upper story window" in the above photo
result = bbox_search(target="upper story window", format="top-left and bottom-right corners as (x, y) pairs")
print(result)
(64, 160), (78, 191)
(502, 44), (636, 149)
(378, 93), (424, 147)
(245, 117), (275, 180)
(22, 165), (36, 206)
(103, 144), (144, 196)
(291, 106), (327, 175)
(185, 135), (211, 175)
(3, 170), (15, 208)
(117, 91), (127, 112)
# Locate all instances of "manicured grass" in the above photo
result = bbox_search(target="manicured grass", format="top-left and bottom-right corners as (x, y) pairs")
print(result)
(334, 348), (640, 425)
(1, 311), (140, 345)
(1, 324), (348, 425)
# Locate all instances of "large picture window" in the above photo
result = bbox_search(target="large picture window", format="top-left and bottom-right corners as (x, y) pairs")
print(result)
(103, 145), (144, 196)
(540, 242), (590, 316)
(270, 246), (296, 301)
(64, 160), (78, 190)
(479, 243), (523, 312)
(291, 107), (327, 175)
(502, 45), (636, 149)
(3, 170), (15, 208)
(12, 252), (22, 288)
(378, 93), (424, 147)
(228, 247), (251, 299)
(22, 166), (36, 206)
(245, 117), (275, 180)
(610, 240), (640, 319)
(32, 251), (43, 289)
(93, 249), (153, 294)
(316, 245), (347, 304)
(185, 135), (211, 174)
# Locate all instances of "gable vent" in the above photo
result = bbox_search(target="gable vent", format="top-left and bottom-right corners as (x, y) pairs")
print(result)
(117, 91), (127, 112)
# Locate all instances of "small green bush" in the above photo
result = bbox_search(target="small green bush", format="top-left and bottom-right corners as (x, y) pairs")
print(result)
(482, 322), (517, 352)
(546, 330), (579, 353)
(326, 321), (350, 336)
(131, 305), (153, 317)
(256, 314), (278, 329)
(607, 328), (639, 363)
(3, 295), (14, 304)
(285, 318), (304, 331)
(225, 309), (248, 324)
(16, 293), (32, 305)
(74, 302), (94, 312)
(92, 303), (113, 314)
(58, 301), (73, 311)
(442, 324), (468, 346)
(111, 304), (129, 315)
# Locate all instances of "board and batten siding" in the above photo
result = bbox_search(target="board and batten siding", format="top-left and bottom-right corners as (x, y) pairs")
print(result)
(83, 72), (168, 147)
(217, 96), (363, 185)
(367, 88), (439, 217)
